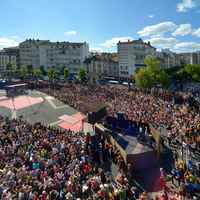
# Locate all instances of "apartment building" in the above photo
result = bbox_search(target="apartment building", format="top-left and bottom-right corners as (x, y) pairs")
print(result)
(85, 53), (119, 83)
(156, 49), (181, 68)
(118, 39), (156, 78)
(19, 39), (89, 73)
(0, 47), (19, 72)
(178, 52), (200, 65)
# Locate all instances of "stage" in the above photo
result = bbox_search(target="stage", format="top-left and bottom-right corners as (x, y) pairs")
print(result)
(95, 123), (158, 170)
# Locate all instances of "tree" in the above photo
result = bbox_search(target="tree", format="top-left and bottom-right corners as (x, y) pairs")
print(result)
(157, 70), (170, 88)
(135, 68), (154, 88)
(79, 68), (87, 82)
(48, 68), (58, 92)
(178, 64), (200, 82)
(64, 67), (69, 81)
(27, 65), (33, 76)
(184, 64), (196, 76)
(184, 64), (200, 82)
(176, 68), (189, 81)
(48, 68), (58, 83)
(6, 63), (12, 71)
(6, 63), (17, 81)
(135, 56), (170, 88)
(20, 65), (28, 80)
(145, 56), (161, 71)
(40, 66), (47, 76)
(33, 68), (43, 81)
(145, 56), (161, 81)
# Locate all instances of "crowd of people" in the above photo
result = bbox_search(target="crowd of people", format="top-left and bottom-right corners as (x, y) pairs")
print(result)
(0, 116), (143, 200)
(41, 84), (200, 150)
(170, 159), (199, 199)
(40, 83), (200, 198)
(1, 81), (199, 199)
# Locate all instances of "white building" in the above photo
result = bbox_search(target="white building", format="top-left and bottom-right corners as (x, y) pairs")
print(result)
(118, 39), (156, 78)
(19, 39), (89, 73)
(85, 53), (119, 83)
(156, 49), (181, 68)
(0, 50), (17, 72)
(179, 52), (200, 65)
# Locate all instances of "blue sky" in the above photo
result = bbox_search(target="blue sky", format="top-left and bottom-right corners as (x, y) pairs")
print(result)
(1, 0), (200, 52)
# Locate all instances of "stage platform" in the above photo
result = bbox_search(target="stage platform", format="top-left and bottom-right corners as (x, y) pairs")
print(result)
(115, 133), (153, 155)
(119, 133), (157, 169)
(95, 124), (158, 170)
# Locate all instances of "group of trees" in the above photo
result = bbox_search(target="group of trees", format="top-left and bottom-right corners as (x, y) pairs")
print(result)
(6, 57), (200, 89)
(135, 56), (170, 88)
(135, 56), (200, 89)
(176, 64), (200, 82)
(5, 63), (87, 83)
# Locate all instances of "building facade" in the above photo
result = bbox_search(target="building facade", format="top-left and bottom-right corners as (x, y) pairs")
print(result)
(85, 53), (119, 83)
(156, 49), (181, 69)
(19, 39), (89, 73)
(0, 47), (19, 72)
(118, 39), (156, 78)
(178, 52), (200, 65)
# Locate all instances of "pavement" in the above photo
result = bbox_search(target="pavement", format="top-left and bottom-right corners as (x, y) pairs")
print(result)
(0, 90), (78, 126)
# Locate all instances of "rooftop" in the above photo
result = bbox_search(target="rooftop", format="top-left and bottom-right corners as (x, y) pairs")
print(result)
(118, 38), (156, 49)
(85, 53), (119, 63)
(20, 39), (88, 47)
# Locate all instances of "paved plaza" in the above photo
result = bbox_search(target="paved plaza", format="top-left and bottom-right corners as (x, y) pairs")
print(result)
(0, 90), (78, 127)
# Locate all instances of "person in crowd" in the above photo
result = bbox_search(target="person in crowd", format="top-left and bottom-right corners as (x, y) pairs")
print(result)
(0, 116), (139, 200)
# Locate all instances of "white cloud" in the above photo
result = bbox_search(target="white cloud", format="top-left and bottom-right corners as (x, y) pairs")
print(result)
(64, 30), (77, 36)
(90, 47), (104, 53)
(0, 37), (19, 49)
(137, 21), (177, 37)
(148, 14), (154, 18)
(172, 24), (192, 36)
(145, 37), (178, 49)
(193, 27), (200, 37)
(174, 41), (200, 52)
(100, 36), (133, 49)
(177, 0), (196, 12)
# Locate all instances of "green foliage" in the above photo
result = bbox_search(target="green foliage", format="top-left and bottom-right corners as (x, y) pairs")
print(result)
(135, 68), (154, 88)
(48, 68), (58, 82)
(79, 68), (87, 82)
(6, 63), (17, 80)
(156, 70), (170, 88)
(176, 68), (189, 81)
(144, 56), (161, 72)
(185, 64), (196, 76)
(6, 63), (17, 73)
(184, 64), (200, 82)
(164, 66), (182, 76)
(192, 73), (200, 82)
(64, 67), (69, 80)
(39, 66), (47, 76)
(20, 65), (28, 80)
(27, 65), (33, 75)
(6, 63), (13, 71)
(135, 56), (170, 88)
(176, 64), (200, 82)
(33, 68), (43, 80)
